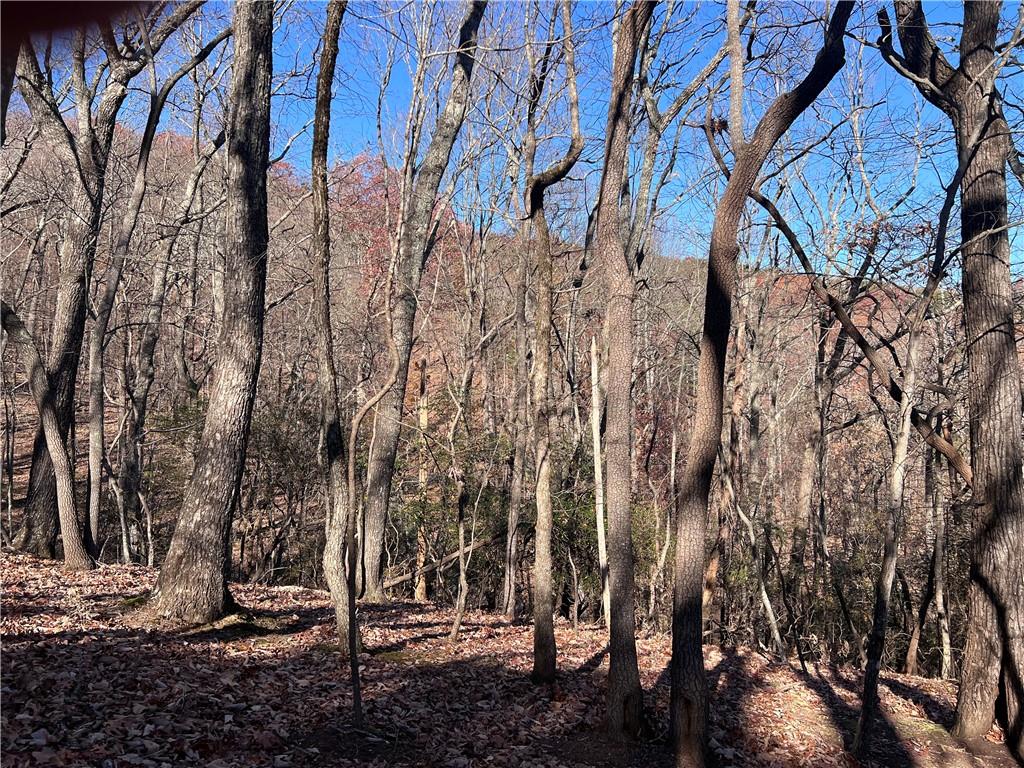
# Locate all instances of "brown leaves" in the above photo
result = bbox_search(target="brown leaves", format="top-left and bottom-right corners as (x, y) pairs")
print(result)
(2, 555), (1006, 767)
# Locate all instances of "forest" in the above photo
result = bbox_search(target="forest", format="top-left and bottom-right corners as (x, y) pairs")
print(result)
(1, 1), (1022, 766)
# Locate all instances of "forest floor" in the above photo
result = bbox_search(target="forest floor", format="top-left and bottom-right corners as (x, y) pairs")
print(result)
(1, 553), (1015, 768)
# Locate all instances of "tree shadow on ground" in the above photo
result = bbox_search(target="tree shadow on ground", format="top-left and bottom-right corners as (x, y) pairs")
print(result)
(4, 568), (1014, 768)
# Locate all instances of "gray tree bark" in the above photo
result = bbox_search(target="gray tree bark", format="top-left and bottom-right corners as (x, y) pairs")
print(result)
(672, 4), (853, 764)
(360, 0), (487, 600)
(595, 0), (655, 740)
(883, 4), (1024, 755)
(148, 0), (274, 624)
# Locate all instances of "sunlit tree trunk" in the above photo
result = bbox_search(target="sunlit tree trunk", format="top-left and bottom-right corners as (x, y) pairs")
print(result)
(149, 0), (273, 624)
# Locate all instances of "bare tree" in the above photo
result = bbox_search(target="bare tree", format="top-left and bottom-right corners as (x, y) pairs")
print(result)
(1, 302), (91, 570)
(672, 3), (853, 764)
(13, 1), (205, 558)
(879, 2), (1024, 755)
(86, 20), (230, 552)
(594, 0), (655, 740)
(360, 0), (487, 600)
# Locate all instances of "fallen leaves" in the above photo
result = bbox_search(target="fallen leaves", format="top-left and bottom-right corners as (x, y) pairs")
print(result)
(1, 554), (1014, 767)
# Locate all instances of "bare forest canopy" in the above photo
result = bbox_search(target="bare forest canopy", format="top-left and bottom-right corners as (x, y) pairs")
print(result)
(1, 2), (1023, 767)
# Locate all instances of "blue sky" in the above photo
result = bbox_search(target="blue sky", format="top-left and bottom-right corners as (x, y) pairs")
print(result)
(255, 1), (1022, 278)
(13, 1), (1021, 276)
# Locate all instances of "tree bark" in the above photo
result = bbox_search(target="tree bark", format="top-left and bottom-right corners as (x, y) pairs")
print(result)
(500, 255), (528, 617)
(148, 0), (274, 624)
(309, 0), (351, 652)
(1, 302), (92, 570)
(13, 2), (203, 560)
(591, 336), (611, 631)
(520, 0), (583, 684)
(596, 0), (655, 740)
(672, 4), (852, 764)
(360, 0), (487, 600)
(884, 4), (1024, 753)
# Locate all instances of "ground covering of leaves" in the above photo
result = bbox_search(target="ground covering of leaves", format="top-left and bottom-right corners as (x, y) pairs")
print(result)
(1, 554), (1014, 768)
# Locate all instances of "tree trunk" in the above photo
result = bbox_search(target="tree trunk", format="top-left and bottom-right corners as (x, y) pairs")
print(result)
(591, 335), (611, 631)
(86, 27), (229, 556)
(595, 0), (654, 740)
(500, 261), (528, 617)
(854, 335), (918, 754)
(672, 4), (852, 763)
(148, 0), (273, 624)
(884, 4), (1024, 753)
(415, 357), (430, 603)
(360, 0), (486, 600)
(309, 0), (351, 651)
(17, 182), (99, 559)
(1, 302), (92, 570)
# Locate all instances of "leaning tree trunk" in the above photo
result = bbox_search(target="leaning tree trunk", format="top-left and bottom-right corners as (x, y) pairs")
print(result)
(360, 0), (487, 600)
(672, 4), (852, 764)
(148, 0), (273, 624)
(1, 302), (92, 570)
(16, 182), (100, 559)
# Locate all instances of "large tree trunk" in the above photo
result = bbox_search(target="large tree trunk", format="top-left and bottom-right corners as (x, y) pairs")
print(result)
(596, 0), (654, 740)
(148, 0), (273, 624)
(360, 0), (486, 600)
(884, 4), (1024, 754)
(672, 4), (852, 763)
(950, 25), (1024, 756)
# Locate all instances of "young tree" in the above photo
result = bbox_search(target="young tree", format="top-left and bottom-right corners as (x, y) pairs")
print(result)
(360, 0), (487, 600)
(86, 21), (230, 552)
(519, 0), (584, 684)
(148, 0), (274, 624)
